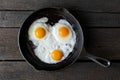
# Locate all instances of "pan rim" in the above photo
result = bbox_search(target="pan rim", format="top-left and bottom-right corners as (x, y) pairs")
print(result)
(18, 7), (84, 70)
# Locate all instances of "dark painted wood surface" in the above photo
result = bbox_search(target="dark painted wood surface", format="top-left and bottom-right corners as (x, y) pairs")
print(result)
(0, 0), (120, 80)
(0, 0), (120, 12)
(1, 11), (120, 27)
(0, 62), (119, 80)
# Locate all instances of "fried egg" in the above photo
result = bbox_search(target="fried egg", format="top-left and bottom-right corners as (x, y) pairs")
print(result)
(28, 17), (76, 64)
(28, 17), (48, 46)
(52, 19), (75, 43)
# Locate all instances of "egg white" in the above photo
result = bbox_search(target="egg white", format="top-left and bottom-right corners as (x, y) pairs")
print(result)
(28, 18), (76, 64)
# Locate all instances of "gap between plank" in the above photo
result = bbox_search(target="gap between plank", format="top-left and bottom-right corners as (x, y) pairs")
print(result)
(1, 10), (120, 14)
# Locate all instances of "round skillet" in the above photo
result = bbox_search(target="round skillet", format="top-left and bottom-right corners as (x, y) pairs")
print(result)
(18, 7), (110, 71)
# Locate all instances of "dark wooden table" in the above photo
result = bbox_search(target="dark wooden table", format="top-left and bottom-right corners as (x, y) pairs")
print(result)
(0, 0), (120, 80)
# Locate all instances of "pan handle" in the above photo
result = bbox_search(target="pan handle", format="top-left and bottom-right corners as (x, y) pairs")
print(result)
(85, 53), (111, 67)
(82, 48), (111, 67)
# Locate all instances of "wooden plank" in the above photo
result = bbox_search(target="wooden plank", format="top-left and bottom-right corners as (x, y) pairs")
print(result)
(1, 11), (120, 27)
(71, 12), (120, 27)
(0, 62), (119, 80)
(0, 0), (120, 12)
(0, 28), (22, 60)
(0, 11), (33, 27)
(0, 28), (120, 60)
(84, 28), (120, 59)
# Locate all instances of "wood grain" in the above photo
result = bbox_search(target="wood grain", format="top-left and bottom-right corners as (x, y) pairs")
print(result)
(1, 11), (120, 27)
(0, 0), (120, 12)
(0, 62), (119, 80)
(0, 28), (120, 60)
(0, 28), (22, 60)
(0, 11), (33, 27)
(71, 11), (120, 27)
(84, 28), (120, 59)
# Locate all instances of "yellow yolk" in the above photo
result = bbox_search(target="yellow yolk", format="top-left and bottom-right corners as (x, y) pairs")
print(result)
(59, 26), (69, 37)
(34, 27), (46, 39)
(51, 49), (63, 61)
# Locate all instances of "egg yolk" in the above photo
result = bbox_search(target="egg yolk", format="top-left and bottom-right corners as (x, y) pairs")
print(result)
(51, 49), (63, 61)
(59, 26), (69, 37)
(35, 27), (46, 39)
